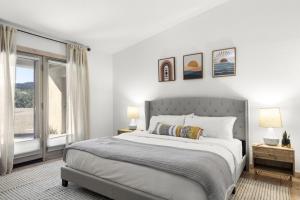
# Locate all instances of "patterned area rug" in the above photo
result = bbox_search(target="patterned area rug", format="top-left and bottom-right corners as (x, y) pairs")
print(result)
(0, 160), (291, 200)
(232, 176), (291, 200)
(0, 160), (107, 200)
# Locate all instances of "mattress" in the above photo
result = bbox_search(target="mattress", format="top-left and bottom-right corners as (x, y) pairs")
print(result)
(65, 131), (243, 200)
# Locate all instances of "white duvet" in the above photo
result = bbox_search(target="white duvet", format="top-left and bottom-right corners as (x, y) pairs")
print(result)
(66, 130), (243, 200)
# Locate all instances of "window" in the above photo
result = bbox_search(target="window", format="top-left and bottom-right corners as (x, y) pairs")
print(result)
(47, 60), (67, 148)
(14, 54), (42, 158)
(14, 58), (35, 142)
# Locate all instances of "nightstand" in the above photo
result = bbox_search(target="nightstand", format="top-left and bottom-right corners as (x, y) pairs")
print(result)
(117, 128), (134, 135)
(252, 144), (295, 181)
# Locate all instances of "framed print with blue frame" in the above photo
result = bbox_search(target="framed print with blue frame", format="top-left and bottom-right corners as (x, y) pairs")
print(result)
(212, 47), (236, 77)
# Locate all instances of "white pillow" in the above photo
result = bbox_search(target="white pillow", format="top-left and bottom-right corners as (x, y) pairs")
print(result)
(148, 115), (186, 132)
(184, 116), (237, 140)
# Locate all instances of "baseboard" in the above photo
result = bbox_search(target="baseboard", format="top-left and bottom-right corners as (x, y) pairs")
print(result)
(45, 149), (63, 161)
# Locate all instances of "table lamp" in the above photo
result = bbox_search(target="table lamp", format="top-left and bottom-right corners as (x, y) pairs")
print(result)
(259, 108), (282, 146)
(127, 106), (139, 130)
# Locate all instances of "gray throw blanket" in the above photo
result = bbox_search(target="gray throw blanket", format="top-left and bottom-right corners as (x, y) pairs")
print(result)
(63, 137), (234, 200)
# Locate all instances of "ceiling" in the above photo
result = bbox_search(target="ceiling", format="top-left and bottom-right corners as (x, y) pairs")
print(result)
(0, 0), (229, 54)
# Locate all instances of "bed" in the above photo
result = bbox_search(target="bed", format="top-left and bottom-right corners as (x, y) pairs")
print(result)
(61, 97), (249, 200)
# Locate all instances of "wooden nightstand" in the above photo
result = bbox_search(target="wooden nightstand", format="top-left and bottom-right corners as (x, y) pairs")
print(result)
(252, 144), (295, 181)
(117, 128), (134, 135)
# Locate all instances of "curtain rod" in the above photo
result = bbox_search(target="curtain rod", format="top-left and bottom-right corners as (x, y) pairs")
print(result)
(0, 18), (91, 51)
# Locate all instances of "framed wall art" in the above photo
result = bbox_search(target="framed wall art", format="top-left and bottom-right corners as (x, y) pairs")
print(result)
(212, 47), (236, 77)
(158, 57), (175, 82)
(183, 53), (203, 80)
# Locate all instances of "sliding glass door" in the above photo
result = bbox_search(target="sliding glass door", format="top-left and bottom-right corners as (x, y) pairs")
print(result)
(45, 59), (67, 152)
(14, 53), (43, 163)
(13, 52), (67, 164)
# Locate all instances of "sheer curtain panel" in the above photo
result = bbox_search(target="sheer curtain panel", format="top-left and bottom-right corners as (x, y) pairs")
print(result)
(0, 25), (16, 175)
(66, 44), (90, 143)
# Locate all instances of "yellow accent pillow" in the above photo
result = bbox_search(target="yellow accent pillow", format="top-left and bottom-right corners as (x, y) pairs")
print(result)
(178, 126), (203, 139)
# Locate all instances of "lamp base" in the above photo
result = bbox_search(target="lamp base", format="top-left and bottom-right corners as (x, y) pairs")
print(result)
(128, 125), (137, 130)
(128, 119), (137, 130)
(263, 138), (279, 146)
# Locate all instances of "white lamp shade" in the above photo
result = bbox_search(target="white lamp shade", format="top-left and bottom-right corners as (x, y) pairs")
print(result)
(259, 108), (282, 128)
(127, 106), (139, 119)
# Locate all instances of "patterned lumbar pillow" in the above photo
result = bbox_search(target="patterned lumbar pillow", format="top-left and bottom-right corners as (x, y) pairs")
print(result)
(151, 123), (182, 136)
(179, 126), (203, 139)
(151, 123), (203, 139)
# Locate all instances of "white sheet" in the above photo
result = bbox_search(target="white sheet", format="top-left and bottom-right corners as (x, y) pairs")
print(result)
(66, 130), (242, 200)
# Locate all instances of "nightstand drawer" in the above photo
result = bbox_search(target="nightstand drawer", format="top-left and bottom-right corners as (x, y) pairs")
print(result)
(253, 147), (294, 163)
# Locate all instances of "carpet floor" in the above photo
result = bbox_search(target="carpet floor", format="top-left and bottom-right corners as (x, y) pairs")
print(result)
(0, 160), (291, 200)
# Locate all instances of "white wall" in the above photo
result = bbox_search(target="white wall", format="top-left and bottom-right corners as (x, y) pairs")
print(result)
(88, 46), (113, 138)
(16, 32), (113, 138)
(113, 0), (300, 171)
(17, 32), (66, 56)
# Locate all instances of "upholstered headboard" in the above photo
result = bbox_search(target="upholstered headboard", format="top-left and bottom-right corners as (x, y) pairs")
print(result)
(145, 97), (248, 155)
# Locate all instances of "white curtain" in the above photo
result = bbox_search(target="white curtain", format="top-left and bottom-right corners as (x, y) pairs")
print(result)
(0, 25), (17, 175)
(66, 44), (90, 143)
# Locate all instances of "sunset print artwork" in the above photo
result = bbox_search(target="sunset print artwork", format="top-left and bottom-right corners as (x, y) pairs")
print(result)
(212, 48), (236, 77)
(183, 53), (203, 80)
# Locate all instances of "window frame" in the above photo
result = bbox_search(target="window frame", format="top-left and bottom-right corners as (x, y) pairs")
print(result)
(14, 47), (67, 165)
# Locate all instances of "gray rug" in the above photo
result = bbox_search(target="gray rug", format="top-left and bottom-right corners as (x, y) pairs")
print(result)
(0, 160), (107, 200)
(0, 160), (291, 200)
(232, 176), (291, 200)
